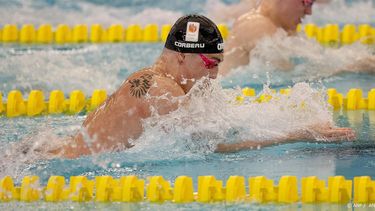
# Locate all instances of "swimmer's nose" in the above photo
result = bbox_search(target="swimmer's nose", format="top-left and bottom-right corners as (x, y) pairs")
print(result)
(304, 6), (312, 15)
(209, 67), (219, 79)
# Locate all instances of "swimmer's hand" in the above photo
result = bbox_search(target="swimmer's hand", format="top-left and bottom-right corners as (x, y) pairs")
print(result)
(215, 126), (355, 153)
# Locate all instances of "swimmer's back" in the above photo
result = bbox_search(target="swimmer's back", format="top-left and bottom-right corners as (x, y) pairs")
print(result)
(116, 68), (185, 114)
(73, 67), (185, 155)
(89, 68), (183, 118)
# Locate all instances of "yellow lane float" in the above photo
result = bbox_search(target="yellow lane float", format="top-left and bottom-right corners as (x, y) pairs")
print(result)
(1, 23), (373, 45)
(0, 175), (373, 204)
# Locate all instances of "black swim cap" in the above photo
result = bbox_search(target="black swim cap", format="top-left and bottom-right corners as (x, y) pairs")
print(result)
(165, 14), (224, 54)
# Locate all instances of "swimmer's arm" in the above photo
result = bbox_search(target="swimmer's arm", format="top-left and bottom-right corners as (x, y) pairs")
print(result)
(215, 136), (295, 153)
(339, 56), (375, 73)
(47, 135), (91, 159)
(215, 126), (356, 153)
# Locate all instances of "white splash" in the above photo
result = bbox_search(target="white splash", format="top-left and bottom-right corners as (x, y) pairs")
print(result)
(306, 0), (375, 25)
(125, 78), (333, 160)
(0, 130), (63, 179)
(0, 116), (82, 179)
(223, 29), (375, 86)
(0, 78), (335, 178)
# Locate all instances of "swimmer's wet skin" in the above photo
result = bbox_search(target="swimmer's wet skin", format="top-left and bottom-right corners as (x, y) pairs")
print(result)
(39, 14), (355, 159)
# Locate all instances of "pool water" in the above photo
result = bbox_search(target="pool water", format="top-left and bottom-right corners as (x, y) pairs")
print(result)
(0, 43), (374, 210)
(0, 0), (375, 210)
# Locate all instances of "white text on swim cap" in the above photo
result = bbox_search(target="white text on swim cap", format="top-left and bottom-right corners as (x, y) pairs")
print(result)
(217, 43), (224, 51)
(175, 41), (205, 49)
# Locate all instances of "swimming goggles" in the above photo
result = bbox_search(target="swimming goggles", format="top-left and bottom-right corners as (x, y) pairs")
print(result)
(302, 0), (315, 7)
(199, 54), (219, 69)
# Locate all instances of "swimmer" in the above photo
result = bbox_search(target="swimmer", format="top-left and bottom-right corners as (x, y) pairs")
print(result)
(31, 14), (354, 159)
(219, 0), (375, 75)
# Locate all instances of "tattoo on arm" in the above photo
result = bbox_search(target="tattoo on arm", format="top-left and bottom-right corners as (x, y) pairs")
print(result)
(129, 74), (153, 98)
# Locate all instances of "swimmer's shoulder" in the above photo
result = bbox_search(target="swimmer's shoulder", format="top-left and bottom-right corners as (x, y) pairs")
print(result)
(234, 12), (277, 34)
(120, 68), (185, 98)
(229, 11), (277, 49)
(125, 68), (155, 83)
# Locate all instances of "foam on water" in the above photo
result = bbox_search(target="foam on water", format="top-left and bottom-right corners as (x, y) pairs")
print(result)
(131, 79), (333, 156)
(305, 0), (375, 25)
(223, 30), (375, 88)
(0, 78), (335, 180)
(0, 115), (83, 180)
(0, 36), (373, 95)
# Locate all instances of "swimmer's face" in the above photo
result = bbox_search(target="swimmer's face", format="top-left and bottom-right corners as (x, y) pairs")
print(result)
(178, 52), (223, 86)
(277, 0), (313, 31)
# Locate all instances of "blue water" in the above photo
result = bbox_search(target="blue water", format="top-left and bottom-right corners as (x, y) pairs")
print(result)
(0, 0), (375, 210)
